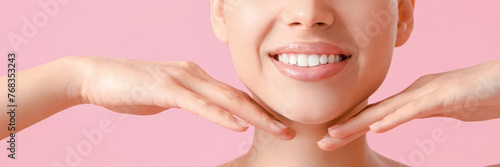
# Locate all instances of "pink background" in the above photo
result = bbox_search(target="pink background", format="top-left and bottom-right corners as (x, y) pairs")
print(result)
(1, 0), (499, 166)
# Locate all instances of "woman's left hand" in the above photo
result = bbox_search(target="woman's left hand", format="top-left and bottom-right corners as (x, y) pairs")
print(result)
(318, 59), (500, 151)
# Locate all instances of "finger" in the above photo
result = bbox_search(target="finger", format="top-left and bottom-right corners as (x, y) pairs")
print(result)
(173, 88), (250, 132)
(328, 92), (416, 138)
(184, 76), (296, 140)
(318, 128), (369, 151)
(167, 66), (296, 140)
(370, 95), (443, 133)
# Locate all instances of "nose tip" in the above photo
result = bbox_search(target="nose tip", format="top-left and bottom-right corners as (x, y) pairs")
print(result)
(282, 2), (334, 30)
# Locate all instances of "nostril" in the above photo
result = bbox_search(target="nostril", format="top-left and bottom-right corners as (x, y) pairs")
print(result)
(316, 22), (327, 26)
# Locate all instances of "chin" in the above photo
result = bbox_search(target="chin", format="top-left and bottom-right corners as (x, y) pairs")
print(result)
(279, 109), (343, 125)
(259, 92), (358, 125)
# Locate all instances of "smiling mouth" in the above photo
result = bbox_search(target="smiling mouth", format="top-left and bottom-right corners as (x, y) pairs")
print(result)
(271, 53), (352, 67)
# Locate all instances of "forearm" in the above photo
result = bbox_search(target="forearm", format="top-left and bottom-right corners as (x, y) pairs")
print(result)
(1, 56), (86, 139)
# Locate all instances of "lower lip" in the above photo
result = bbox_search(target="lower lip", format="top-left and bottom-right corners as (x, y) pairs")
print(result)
(271, 56), (349, 81)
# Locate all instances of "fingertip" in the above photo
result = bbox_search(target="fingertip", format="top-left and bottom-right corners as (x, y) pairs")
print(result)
(317, 137), (340, 151)
(288, 127), (297, 136)
(369, 127), (381, 133)
(327, 124), (342, 137)
(235, 118), (250, 127)
(276, 128), (296, 141)
(268, 120), (298, 140)
(328, 128), (340, 138)
(317, 139), (328, 150)
(368, 121), (381, 131)
(234, 123), (250, 132)
(287, 128), (297, 139)
(270, 120), (289, 135)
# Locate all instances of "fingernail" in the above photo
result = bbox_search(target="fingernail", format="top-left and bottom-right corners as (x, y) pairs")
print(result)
(317, 139), (327, 148)
(329, 124), (341, 130)
(317, 136), (334, 149)
(323, 133), (331, 139)
(328, 124), (341, 137)
(236, 118), (249, 127)
(369, 121), (381, 130)
(328, 129), (336, 137)
(273, 120), (288, 129)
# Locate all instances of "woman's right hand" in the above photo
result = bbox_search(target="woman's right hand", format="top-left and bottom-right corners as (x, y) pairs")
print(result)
(75, 56), (296, 140)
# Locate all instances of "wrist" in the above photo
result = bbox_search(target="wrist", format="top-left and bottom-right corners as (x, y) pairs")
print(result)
(60, 56), (95, 106)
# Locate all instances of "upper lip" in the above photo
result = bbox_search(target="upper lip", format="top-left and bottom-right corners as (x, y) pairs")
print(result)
(268, 42), (350, 56)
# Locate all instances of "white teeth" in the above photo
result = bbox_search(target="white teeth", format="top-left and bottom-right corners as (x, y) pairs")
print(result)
(320, 54), (328, 65)
(282, 54), (289, 64)
(277, 53), (347, 67)
(328, 54), (335, 64)
(289, 55), (297, 65)
(308, 54), (319, 67)
(297, 54), (308, 67)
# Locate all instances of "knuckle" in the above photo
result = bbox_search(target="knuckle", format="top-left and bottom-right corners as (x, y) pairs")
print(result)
(177, 61), (199, 69)
(215, 111), (232, 126)
(258, 112), (271, 121)
(413, 74), (437, 87)
(418, 74), (436, 82)
(355, 124), (365, 131)
(414, 109), (427, 118)
(168, 67), (188, 78)
(162, 73), (179, 84)
(195, 97), (212, 108)
(223, 113), (236, 124)
(221, 87), (245, 101)
(169, 64), (204, 82)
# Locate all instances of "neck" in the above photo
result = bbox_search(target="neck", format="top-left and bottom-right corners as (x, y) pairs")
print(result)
(240, 99), (380, 167)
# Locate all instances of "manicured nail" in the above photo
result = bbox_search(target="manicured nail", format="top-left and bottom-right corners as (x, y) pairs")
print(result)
(318, 135), (334, 149)
(369, 121), (381, 130)
(328, 124), (341, 137)
(329, 124), (341, 130)
(273, 120), (288, 129)
(317, 139), (327, 148)
(236, 118), (249, 127)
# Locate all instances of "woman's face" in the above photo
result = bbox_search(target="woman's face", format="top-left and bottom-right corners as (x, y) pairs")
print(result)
(212, 0), (413, 124)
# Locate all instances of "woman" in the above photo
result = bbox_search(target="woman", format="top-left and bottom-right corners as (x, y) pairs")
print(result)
(1, 0), (499, 166)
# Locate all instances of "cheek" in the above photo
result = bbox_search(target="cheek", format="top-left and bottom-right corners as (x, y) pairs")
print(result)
(225, 3), (276, 87)
(346, 2), (398, 85)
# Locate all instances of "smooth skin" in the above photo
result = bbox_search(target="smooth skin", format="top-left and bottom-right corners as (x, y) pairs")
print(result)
(0, 56), (296, 140)
(1, 0), (499, 166)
